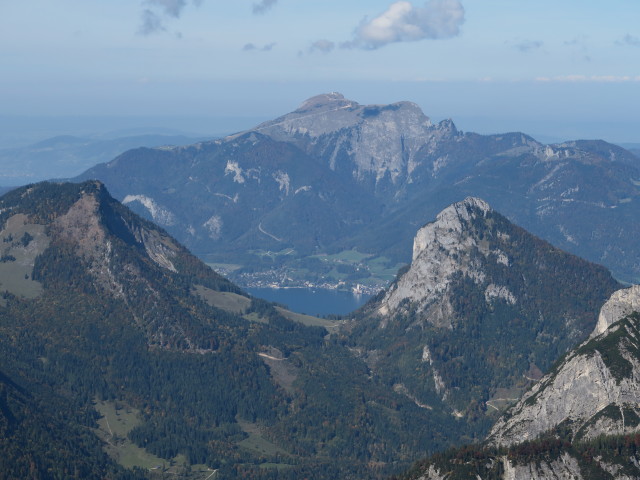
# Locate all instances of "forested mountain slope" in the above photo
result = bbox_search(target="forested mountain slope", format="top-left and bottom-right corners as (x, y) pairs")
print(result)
(0, 182), (482, 479)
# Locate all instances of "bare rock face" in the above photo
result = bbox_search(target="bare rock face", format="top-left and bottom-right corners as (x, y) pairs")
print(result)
(250, 92), (452, 185)
(408, 285), (640, 480)
(593, 284), (640, 337)
(488, 288), (640, 448)
(417, 453), (587, 480)
(378, 197), (492, 326)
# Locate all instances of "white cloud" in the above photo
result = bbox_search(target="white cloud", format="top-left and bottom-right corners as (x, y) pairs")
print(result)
(514, 40), (543, 53)
(346, 0), (464, 50)
(253, 0), (278, 15)
(138, 0), (202, 35)
(309, 39), (336, 54)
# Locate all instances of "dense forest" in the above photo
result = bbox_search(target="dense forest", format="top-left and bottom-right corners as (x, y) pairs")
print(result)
(0, 181), (475, 479)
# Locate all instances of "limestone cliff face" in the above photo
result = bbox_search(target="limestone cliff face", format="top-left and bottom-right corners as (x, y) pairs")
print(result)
(250, 92), (457, 185)
(488, 286), (640, 448)
(593, 284), (640, 336)
(417, 453), (640, 480)
(378, 197), (492, 327)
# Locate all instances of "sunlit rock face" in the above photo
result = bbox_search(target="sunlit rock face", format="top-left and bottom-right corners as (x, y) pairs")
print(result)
(489, 286), (640, 448)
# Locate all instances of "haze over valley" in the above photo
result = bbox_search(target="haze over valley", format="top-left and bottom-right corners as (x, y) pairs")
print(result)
(2, 1), (640, 479)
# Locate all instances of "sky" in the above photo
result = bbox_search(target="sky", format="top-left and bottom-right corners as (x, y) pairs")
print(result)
(1, 0), (640, 143)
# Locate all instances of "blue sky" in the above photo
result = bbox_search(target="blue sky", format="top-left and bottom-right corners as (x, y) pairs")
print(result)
(2, 0), (640, 142)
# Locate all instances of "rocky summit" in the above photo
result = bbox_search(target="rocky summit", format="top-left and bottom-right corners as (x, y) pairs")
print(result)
(342, 197), (619, 436)
(377, 197), (494, 325)
(247, 92), (446, 186)
(489, 285), (640, 447)
(408, 285), (640, 480)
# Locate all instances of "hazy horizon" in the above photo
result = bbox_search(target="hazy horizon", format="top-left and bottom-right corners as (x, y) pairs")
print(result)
(2, 1), (639, 145)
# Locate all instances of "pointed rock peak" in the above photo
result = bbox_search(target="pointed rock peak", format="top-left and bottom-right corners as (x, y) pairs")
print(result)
(296, 92), (357, 113)
(412, 197), (490, 262)
(376, 197), (498, 323)
(430, 196), (490, 226)
(592, 284), (640, 337)
(451, 196), (491, 215)
(436, 118), (458, 134)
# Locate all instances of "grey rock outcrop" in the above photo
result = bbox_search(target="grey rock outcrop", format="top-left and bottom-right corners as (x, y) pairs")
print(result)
(346, 197), (618, 427)
(249, 92), (454, 185)
(488, 287), (640, 448)
(593, 284), (640, 337)
(378, 197), (493, 326)
(417, 453), (640, 480)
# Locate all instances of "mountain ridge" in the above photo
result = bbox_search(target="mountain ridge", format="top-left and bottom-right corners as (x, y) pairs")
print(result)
(74, 93), (640, 288)
(2, 181), (517, 479)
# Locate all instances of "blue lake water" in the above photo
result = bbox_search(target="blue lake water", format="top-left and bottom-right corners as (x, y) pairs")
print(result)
(246, 287), (372, 317)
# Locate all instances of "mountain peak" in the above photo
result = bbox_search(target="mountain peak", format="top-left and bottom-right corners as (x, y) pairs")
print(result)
(412, 196), (490, 262)
(349, 198), (618, 427)
(378, 197), (494, 322)
(592, 284), (640, 337)
(375, 196), (616, 332)
(296, 92), (355, 112)
(251, 93), (434, 186)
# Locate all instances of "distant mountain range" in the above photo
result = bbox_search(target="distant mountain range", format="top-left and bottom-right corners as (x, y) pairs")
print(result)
(0, 133), (204, 186)
(74, 93), (640, 287)
(0, 182), (622, 479)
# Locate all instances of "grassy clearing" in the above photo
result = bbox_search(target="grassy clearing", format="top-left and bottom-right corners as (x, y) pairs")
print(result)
(94, 400), (218, 477)
(366, 256), (405, 282)
(311, 250), (403, 285)
(0, 214), (49, 299)
(194, 285), (251, 314)
(276, 307), (338, 329)
(237, 419), (292, 458)
(94, 399), (169, 470)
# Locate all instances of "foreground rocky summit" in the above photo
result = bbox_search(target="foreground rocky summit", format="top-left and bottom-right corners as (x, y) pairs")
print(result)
(489, 286), (640, 447)
(407, 285), (640, 480)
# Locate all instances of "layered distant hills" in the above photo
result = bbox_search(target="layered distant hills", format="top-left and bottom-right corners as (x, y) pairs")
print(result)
(0, 133), (203, 186)
(75, 93), (640, 286)
(0, 182), (621, 479)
